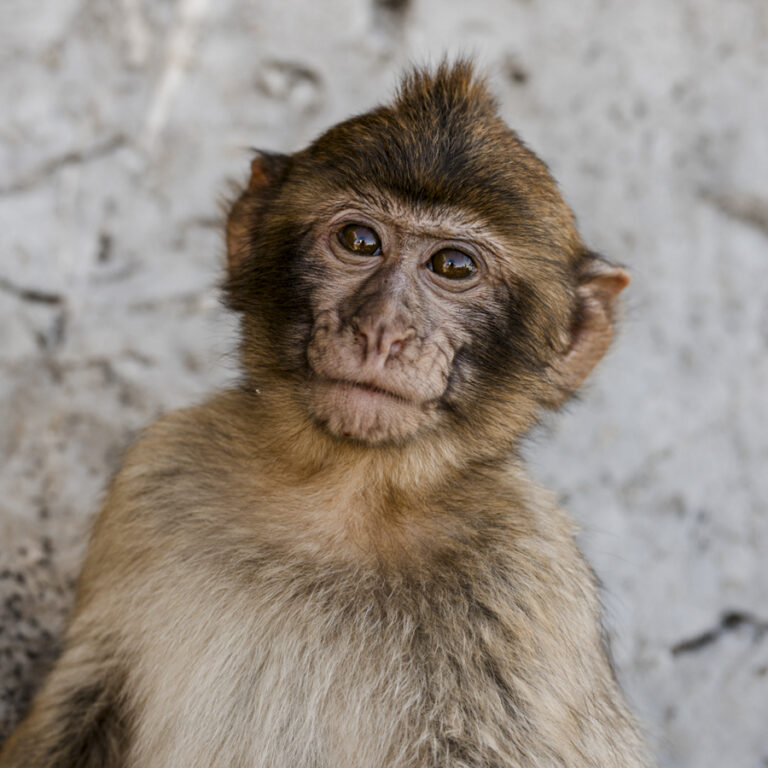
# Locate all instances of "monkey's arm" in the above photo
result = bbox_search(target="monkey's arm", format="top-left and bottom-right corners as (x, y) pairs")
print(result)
(0, 623), (129, 768)
(0, 415), (204, 768)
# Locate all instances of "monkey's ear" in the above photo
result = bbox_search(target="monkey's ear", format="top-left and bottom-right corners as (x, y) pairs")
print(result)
(549, 253), (630, 404)
(226, 151), (291, 274)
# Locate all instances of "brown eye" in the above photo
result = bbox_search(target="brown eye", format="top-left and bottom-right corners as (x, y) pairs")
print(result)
(428, 249), (476, 279)
(338, 224), (381, 256)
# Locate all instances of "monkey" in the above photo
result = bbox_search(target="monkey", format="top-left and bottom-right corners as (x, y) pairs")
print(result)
(0, 61), (652, 767)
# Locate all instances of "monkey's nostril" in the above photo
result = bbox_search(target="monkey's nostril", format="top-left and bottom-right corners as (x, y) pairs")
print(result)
(389, 340), (402, 356)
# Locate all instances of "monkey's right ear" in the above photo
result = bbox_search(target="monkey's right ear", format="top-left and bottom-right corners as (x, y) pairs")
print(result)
(226, 151), (291, 273)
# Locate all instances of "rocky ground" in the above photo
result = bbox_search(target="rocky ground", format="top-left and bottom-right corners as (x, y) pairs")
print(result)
(1, 1), (767, 765)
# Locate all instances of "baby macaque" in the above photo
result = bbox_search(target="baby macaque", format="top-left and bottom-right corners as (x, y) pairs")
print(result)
(0, 61), (650, 767)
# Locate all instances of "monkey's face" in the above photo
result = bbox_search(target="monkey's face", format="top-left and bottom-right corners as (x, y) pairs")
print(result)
(268, 190), (572, 447)
(303, 200), (492, 444)
(228, 176), (582, 449)
(226, 63), (628, 452)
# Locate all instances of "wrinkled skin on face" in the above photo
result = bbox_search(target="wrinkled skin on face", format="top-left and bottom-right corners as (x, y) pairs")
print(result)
(225, 62), (628, 451)
(305, 202), (505, 443)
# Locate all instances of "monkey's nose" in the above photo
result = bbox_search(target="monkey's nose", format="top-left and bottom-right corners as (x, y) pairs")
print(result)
(354, 320), (415, 365)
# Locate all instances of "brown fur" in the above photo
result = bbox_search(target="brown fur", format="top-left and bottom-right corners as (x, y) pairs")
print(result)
(0, 61), (651, 767)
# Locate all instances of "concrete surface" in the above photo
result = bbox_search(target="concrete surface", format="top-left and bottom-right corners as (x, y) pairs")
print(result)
(1, 0), (766, 765)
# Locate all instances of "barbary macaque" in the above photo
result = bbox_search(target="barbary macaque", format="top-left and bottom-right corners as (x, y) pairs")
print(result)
(0, 61), (651, 767)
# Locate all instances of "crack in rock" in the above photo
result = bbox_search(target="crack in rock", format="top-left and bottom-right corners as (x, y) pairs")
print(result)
(374, 0), (410, 13)
(700, 189), (768, 239)
(0, 277), (62, 306)
(0, 135), (126, 196)
(671, 611), (768, 657)
(255, 60), (323, 113)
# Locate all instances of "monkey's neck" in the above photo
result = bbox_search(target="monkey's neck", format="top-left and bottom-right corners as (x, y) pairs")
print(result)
(215, 387), (530, 564)
(242, 384), (517, 496)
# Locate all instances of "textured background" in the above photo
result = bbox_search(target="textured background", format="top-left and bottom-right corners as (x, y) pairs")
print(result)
(1, 1), (767, 765)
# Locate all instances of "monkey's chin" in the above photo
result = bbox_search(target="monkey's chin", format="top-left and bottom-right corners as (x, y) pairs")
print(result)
(309, 380), (434, 444)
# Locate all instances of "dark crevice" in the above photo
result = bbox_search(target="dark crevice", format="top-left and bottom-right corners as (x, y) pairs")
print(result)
(374, 0), (410, 12)
(371, 0), (410, 35)
(671, 610), (768, 656)
(0, 276), (62, 305)
(97, 232), (113, 263)
(503, 55), (529, 85)
(34, 310), (67, 351)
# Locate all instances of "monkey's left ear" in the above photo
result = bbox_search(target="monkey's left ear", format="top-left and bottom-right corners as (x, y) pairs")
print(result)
(549, 253), (630, 404)
(226, 151), (291, 274)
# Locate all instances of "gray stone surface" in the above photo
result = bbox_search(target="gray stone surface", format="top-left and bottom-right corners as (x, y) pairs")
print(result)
(1, 0), (766, 764)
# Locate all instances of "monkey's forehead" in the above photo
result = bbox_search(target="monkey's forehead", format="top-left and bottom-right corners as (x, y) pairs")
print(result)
(324, 192), (495, 239)
(285, 128), (580, 260)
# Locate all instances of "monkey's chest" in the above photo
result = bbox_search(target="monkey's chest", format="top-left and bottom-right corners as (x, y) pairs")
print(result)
(127, 569), (519, 768)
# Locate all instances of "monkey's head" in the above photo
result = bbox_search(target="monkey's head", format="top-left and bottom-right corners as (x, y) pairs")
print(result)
(225, 61), (628, 459)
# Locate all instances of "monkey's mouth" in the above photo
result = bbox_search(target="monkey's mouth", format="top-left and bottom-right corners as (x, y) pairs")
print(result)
(325, 378), (410, 404)
(308, 377), (434, 443)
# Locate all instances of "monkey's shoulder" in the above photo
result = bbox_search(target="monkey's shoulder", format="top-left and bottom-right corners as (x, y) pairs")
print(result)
(94, 391), (267, 528)
(125, 388), (258, 468)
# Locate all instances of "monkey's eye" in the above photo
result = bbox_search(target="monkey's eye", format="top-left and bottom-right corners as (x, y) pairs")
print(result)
(428, 249), (476, 280)
(338, 224), (382, 256)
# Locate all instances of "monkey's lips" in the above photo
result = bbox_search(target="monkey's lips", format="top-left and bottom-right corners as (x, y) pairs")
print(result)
(309, 378), (435, 443)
